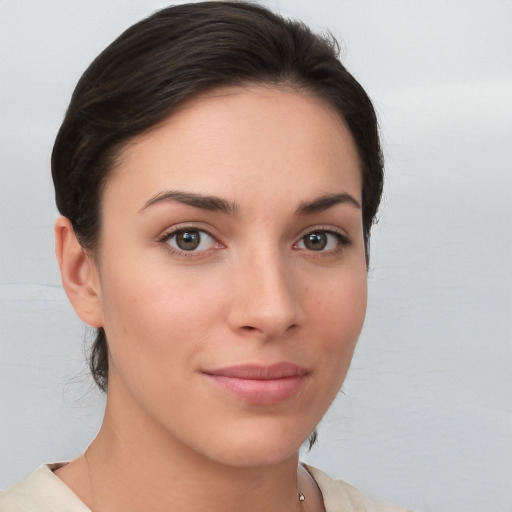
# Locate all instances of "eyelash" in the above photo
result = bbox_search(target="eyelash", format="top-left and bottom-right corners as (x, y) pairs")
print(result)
(293, 228), (351, 255)
(158, 226), (221, 258)
(157, 225), (351, 258)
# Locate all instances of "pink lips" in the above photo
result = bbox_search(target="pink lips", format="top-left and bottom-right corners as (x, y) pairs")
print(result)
(203, 363), (308, 405)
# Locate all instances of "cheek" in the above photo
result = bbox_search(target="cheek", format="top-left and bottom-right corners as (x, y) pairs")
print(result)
(314, 270), (367, 335)
(98, 261), (224, 379)
(309, 270), (367, 373)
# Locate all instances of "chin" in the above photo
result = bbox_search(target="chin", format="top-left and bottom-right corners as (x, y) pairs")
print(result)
(192, 420), (312, 468)
(209, 443), (300, 468)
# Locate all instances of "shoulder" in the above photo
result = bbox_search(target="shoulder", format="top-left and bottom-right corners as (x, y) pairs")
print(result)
(0, 464), (90, 512)
(305, 464), (412, 512)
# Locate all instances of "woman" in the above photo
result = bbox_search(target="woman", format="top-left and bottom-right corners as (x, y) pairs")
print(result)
(0, 2), (410, 511)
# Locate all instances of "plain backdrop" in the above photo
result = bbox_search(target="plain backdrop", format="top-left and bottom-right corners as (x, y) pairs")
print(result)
(1, 1), (511, 511)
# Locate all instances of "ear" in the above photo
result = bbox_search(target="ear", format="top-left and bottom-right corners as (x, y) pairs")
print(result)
(55, 216), (103, 328)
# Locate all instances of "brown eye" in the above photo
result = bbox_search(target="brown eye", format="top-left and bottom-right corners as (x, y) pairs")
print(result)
(303, 232), (328, 251)
(296, 230), (349, 252)
(166, 229), (215, 252)
(176, 231), (200, 250)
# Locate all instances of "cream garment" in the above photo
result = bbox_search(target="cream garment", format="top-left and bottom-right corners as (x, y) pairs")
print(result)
(0, 463), (411, 512)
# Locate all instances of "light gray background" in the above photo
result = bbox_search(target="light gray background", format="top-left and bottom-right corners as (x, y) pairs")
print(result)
(1, 1), (511, 511)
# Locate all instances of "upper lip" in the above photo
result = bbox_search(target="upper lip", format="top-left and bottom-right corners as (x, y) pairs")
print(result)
(203, 362), (309, 380)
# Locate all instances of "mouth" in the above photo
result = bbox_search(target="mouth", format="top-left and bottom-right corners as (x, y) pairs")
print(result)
(202, 363), (309, 405)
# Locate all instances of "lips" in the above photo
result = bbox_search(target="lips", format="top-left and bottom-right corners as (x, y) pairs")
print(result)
(203, 363), (309, 405)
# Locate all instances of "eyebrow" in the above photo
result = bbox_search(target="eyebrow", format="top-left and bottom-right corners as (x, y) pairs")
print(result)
(296, 193), (361, 215)
(139, 190), (239, 215)
(139, 190), (360, 216)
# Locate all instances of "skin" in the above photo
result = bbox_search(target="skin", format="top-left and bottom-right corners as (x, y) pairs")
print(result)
(54, 85), (367, 512)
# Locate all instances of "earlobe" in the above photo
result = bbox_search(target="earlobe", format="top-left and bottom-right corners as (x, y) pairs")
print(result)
(55, 216), (103, 328)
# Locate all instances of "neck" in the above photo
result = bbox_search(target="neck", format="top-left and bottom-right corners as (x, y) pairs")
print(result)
(86, 435), (302, 512)
(78, 382), (307, 512)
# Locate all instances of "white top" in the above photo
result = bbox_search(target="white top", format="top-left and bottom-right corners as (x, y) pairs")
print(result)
(0, 463), (411, 512)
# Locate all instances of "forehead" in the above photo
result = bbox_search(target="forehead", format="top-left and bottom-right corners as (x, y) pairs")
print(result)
(105, 85), (362, 211)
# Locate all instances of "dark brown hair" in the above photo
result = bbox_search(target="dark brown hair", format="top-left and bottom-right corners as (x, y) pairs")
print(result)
(52, 1), (383, 396)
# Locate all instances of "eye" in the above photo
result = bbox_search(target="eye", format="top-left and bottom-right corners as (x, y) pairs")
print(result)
(296, 230), (349, 252)
(164, 228), (216, 253)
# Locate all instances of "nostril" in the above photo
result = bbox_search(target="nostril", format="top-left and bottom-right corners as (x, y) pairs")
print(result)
(239, 323), (298, 336)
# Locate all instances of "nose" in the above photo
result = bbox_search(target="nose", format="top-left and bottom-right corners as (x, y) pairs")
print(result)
(226, 247), (305, 340)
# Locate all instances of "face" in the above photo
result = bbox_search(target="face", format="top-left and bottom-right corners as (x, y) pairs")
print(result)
(91, 86), (367, 467)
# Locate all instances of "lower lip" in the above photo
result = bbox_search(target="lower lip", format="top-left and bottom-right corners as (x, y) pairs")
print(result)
(205, 374), (306, 405)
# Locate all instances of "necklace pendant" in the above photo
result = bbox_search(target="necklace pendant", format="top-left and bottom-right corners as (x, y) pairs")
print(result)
(299, 491), (305, 502)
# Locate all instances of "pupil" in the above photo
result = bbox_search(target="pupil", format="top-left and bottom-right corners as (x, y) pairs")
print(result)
(177, 231), (200, 250)
(305, 232), (327, 251)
